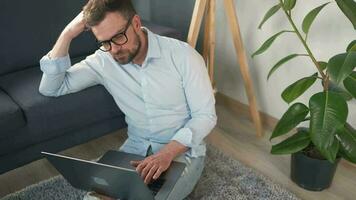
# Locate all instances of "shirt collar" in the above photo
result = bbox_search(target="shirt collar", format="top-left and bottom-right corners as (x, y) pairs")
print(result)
(142, 27), (161, 59)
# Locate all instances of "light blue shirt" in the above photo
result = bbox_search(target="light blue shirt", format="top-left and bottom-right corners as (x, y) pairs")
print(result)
(39, 28), (217, 157)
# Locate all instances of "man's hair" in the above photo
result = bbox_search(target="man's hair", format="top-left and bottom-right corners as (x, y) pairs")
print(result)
(83, 0), (136, 27)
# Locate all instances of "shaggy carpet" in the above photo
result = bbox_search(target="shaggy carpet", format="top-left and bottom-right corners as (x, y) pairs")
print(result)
(1, 145), (300, 200)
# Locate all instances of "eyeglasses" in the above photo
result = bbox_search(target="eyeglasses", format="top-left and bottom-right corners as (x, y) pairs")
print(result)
(97, 17), (132, 52)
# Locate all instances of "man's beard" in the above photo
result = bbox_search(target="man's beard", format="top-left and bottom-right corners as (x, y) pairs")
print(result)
(114, 31), (141, 65)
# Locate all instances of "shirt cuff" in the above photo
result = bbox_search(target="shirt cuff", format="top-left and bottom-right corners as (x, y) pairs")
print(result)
(40, 53), (71, 75)
(171, 127), (193, 147)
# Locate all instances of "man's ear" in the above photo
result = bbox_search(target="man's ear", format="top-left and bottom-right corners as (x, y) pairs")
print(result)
(132, 15), (142, 31)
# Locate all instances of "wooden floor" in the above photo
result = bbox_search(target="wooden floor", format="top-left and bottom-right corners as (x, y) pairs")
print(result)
(0, 96), (355, 199)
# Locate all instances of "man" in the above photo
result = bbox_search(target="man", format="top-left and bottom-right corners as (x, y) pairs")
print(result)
(39, 0), (216, 199)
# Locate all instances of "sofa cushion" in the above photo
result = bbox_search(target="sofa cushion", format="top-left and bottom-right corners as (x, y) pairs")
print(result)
(0, 64), (124, 143)
(0, 116), (127, 174)
(0, 0), (95, 76)
(0, 89), (26, 135)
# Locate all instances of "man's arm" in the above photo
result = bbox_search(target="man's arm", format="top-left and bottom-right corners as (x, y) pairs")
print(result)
(51, 12), (86, 59)
(170, 43), (217, 155)
(39, 12), (102, 97)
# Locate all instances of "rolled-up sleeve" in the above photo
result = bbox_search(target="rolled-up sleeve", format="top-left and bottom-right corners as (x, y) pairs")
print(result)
(171, 44), (217, 157)
(39, 51), (103, 97)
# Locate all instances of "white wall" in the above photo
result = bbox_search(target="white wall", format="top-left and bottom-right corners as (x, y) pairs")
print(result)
(215, 0), (356, 127)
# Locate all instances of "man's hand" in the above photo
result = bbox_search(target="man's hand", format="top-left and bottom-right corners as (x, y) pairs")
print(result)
(130, 151), (173, 184)
(130, 141), (188, 184)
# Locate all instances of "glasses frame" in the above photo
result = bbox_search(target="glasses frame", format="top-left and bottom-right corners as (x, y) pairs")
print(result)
(97, 17), (132, 52)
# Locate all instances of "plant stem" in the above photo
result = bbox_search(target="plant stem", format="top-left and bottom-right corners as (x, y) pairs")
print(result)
(278, 0), (328, 91)
(299, 54), (309, 57)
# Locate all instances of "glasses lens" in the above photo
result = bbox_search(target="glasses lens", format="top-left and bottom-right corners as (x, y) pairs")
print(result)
(112, 34), (127, 45)
(99, 42), (111, 52)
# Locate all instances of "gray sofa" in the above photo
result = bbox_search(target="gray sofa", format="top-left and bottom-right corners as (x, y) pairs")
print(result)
(0, 0), (182, 174)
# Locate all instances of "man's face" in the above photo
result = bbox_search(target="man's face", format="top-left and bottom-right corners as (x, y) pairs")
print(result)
(91, 12), (141, 64)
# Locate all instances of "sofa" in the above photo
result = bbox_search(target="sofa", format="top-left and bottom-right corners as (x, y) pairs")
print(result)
(0, 0), (182, 174)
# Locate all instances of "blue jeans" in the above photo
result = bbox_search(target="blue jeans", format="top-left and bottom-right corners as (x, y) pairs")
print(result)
(165, 155), (205, 200)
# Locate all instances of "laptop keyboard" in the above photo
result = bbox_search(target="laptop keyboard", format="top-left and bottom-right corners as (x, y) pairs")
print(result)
(148, 178), (165, 195)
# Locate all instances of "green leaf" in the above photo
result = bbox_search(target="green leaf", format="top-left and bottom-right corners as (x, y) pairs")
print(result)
(336, 123), (356, 163)
(270, 103), (309, 140)
(252, 30), (293, 58)
(309, 91), (348, 162)
(282, 73), (318, 103)
(346, 40), (356, 52)
(271, 129), (310, 155)
(283, 0), (297, 11)
(325, 138), (340, 163)
(318, 61), (328, 71)
(327, 51), (356, 85)
(302, 2), (330, 35)
(335, 0), (356, 29)
(348, 44), (356, 52)
(267, 54), (304, 80)
(328, 81), (353, 101)
(258, 4), (281, 29)
(339, 150), (356, 163)
(343, 71), (356, 98)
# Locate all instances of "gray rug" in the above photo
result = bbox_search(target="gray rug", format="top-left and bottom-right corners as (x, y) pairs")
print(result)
(2, 145), (300, 200)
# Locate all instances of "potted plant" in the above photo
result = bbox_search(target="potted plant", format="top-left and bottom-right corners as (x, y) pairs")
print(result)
(252, 0), (356, 191)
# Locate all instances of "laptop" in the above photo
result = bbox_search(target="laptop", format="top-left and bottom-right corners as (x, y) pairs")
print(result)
(42, 150), (186, 200)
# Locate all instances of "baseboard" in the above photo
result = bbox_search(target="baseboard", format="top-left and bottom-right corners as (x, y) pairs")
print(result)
(215, 92), (278, 131)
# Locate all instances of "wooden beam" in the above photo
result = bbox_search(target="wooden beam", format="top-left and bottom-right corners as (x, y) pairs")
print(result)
(223, 0), (263, 137)
(208, 0), (216, 87)
(187, 0), (208, 47)
(202, 2), (210, 65)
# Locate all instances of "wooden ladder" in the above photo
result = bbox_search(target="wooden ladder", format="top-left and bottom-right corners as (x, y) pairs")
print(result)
(187, 0), (264, 137)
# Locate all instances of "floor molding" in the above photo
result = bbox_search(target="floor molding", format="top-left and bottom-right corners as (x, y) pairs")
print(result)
(215, 92), (278, 131)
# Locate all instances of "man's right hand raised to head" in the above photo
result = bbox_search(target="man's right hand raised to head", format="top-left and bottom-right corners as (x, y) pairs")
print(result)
(50, 11), (87, 59)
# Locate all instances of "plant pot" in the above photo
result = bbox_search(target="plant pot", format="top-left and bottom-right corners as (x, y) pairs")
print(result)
(290, 152), (340, 191)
